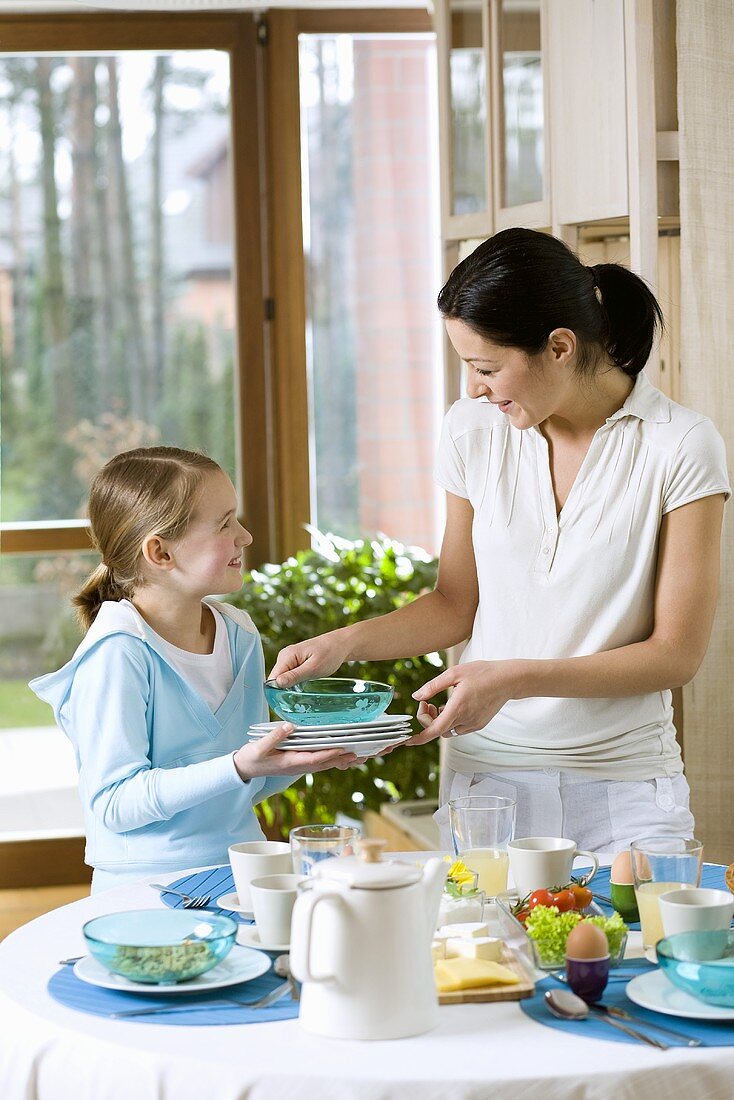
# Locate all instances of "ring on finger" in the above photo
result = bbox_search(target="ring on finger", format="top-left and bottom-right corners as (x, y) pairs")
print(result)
(449, 728), (459, 737)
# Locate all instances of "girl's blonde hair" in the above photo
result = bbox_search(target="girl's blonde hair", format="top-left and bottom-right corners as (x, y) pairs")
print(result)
(74, 446), (222, 629)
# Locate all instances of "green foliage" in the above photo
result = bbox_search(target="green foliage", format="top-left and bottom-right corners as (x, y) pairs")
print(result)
(225, 530), (443, 834)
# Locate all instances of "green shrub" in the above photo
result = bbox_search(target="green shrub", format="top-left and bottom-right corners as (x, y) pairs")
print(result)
(225, 529), (444, 834)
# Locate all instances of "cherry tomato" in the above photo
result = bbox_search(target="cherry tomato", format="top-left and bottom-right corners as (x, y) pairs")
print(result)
(569, 883), (593, 910)
(550, 889), (576, 912)
(528, 889), (555, 910)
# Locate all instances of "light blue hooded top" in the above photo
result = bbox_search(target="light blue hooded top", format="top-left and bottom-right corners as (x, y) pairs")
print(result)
(29, 598), (291, 884)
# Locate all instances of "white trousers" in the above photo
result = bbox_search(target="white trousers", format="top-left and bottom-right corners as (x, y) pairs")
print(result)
(436, 767), (695, 856)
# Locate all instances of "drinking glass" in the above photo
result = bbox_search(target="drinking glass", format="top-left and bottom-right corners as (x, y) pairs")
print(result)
(290, 824), (361, 876)
(631, 836), (703, 951)
(448, 795), (516, 899)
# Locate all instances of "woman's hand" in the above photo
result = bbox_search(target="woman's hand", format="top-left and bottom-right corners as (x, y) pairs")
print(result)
(234, 723), (365, 780)
(268, 629), (352, 687)
(406, 660), (525, 746)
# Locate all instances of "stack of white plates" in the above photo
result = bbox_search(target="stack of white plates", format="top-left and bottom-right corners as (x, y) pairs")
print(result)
(248, 714), (413, 757)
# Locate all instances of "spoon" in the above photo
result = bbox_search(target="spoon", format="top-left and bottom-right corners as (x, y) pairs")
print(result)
(545, 988), (669, 1050)
(274, 954), (299, 1002)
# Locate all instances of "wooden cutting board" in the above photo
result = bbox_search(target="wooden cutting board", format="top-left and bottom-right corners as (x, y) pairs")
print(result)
(437, 946), (535, 1004)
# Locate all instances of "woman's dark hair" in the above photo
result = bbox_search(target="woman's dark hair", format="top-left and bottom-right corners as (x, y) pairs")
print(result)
(437, 228), (664, 379)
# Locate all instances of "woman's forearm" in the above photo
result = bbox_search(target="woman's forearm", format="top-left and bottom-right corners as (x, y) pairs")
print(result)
(342, 587), (475, 662)
(514, 635), (699, 701)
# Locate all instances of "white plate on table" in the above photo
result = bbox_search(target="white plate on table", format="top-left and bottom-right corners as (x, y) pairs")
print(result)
(237, 925), (290, 953)
(216, 892), (254, 918)
(73, 946), (271, 995)
(249, 715), (412, 734)
(626, 968), (734, 1020)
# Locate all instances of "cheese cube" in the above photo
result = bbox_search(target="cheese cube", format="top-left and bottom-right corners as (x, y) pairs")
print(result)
(445, 936), (502, 962)
(435, 921), (489, 940)
(431, 940), (446, 963)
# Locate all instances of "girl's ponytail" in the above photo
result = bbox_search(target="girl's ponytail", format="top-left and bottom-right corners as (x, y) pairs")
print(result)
(589, 264), (665, 378)
(73, 562), (133, 631)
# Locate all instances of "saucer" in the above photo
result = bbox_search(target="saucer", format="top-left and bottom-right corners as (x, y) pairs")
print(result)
(216, 892), (254, 918)
(73, 947), (270, 995)
(237, 924), (291, 953)
(626, 968), (734, 1020)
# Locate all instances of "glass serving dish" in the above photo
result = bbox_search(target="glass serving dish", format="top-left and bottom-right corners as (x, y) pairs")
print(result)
(82, 909), (238, 984)
(657, 929), (734, 1006)
(495, 892), (628, 971)
(264, 677), (394, 726)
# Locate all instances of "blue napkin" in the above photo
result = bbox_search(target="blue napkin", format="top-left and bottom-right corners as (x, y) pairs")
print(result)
(47, 963), (299, 1027)
(160, 866), (252, 924)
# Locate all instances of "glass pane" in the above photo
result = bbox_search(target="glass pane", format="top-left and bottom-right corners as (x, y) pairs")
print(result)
(0, 553), (84, 832)
(300, 34), (443, 556)
(449, 0), (487, 216)
(0, 51), (237, 525)
(501, 0), (544, 207)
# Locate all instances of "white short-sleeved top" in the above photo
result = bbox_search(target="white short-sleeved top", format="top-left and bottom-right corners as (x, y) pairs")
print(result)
(434, 371), (730, 780)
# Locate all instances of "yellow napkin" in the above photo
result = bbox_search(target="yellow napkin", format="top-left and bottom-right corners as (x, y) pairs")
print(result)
(434, 957), (520, 993)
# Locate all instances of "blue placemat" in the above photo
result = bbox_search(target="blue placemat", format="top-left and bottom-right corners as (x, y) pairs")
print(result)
(521, 963), (734, 1047)
(580, 862), (726, 930)
(161, 866), (252, 924)
(47, 961), (299, 1026)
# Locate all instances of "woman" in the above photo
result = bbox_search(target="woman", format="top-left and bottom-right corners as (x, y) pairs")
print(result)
(271, 229), (730, 852)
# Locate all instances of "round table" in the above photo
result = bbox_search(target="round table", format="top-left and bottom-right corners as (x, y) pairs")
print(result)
(0, 866), (730, 1100)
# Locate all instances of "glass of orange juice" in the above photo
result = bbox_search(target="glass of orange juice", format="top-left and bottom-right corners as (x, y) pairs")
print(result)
(631, 837), (703, 952)
(448, 795), (516, 899)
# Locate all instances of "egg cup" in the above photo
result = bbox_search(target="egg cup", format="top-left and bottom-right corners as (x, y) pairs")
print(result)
(565, 954), (610, 1003)
(610, 881), (639, 923)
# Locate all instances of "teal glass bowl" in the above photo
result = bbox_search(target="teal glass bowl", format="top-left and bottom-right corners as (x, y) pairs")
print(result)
(657, 930), (734, 1006)
(82, 909), (238, 984)
(264, 677), (394, 726)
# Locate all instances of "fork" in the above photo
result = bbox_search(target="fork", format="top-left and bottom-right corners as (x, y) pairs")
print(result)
(148, 883), (212, 909)
(108, 979), (291, 1018)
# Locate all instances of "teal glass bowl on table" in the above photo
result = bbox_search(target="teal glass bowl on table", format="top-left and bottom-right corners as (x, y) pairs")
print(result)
(82, 909), (238, 984)
(264, 677), (393, 726)
(657, 929), (734, 1007)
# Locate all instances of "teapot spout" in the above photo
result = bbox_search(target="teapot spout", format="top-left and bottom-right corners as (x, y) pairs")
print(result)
(422, 857), (448, 938)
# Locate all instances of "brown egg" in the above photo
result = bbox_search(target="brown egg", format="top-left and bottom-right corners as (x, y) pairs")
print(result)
(565, 921), (609, 960)
(610, 849), (634, 885)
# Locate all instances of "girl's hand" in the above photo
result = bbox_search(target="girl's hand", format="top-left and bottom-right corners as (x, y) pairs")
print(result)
(406, 661), (524, 746)
(268, 629), (351, 688)
(234, 723), (366, 780)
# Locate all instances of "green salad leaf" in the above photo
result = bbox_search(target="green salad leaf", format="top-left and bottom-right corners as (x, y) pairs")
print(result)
(524, 906), (628, 966)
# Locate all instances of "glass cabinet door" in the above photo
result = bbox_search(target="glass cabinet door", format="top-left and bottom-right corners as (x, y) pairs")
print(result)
(448, 0), (489, 219)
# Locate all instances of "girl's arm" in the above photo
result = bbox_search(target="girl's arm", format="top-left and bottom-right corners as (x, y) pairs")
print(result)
(69, 642), (359, 833)
(411, 494), (726, 740)
(269, 492), (479, 684)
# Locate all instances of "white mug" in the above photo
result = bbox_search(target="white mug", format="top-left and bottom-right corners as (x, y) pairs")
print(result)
(659, 888), (734, 938)
(228, 840), (292, 910)
(249, 873), (305, 944)
(507, 837), (599, 900)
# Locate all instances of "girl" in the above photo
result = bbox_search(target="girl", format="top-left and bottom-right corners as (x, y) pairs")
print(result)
(269, 228), (730, 853)
(31, 447), (363, 892)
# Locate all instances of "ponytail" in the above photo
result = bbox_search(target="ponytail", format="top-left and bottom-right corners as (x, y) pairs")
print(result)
(73, 562), (133, 631)
(438, 228), (664, 379)
(590, 263), (664, 378)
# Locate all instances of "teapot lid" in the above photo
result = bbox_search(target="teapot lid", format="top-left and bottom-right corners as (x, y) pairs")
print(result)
(311, 838), (424, 890)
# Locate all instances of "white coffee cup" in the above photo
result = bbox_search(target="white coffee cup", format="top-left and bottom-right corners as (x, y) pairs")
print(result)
(659, 887), (734, 938)
(249, 873), (305, 944)
(507, 837), (599, 899)
(228, 841), (292, 910)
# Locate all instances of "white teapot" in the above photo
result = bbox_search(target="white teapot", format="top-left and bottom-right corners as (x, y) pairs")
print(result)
(290, 838), (447, 1040)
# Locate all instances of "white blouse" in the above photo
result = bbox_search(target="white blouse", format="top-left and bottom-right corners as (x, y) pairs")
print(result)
(434, 371), (730, 780)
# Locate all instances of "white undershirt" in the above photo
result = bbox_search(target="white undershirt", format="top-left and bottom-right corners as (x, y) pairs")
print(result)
(434, 371), (730, 780)
(125, 602), (234, 713)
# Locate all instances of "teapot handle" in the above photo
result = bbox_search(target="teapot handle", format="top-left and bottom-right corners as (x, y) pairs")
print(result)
(290, 886), (343, 984)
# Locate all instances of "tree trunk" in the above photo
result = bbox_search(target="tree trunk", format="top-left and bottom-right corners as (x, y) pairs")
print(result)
(106, 56), (149, 418)
(69, 56), (97, 418)
(36, 57), (72, 431)
(150, 55), (167, 408)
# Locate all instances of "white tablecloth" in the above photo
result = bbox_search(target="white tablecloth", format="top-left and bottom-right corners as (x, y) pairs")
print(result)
(0, 865), (732, 1100)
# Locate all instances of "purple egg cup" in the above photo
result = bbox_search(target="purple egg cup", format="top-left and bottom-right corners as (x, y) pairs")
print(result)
(565, 955), (610, 1003)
